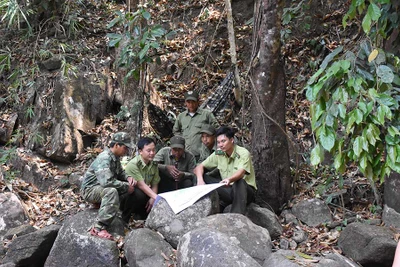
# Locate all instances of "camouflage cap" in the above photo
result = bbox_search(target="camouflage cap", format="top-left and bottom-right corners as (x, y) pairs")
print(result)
(200, 125), (216, 136)
(170, 135), (185, 149)
(184, 90), (199, 101)
(112, 132), (133, 148)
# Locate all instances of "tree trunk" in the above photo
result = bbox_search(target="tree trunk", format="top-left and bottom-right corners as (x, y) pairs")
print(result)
(250, 0), (292, 212)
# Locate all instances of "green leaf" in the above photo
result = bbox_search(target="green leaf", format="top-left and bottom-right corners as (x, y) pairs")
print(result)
(353, 136), (363, 157)
(355, 108), (363, 124)
(142, 10), (151, 20)
(338, 104), (346, 119)
(150, 26), (166, 37)
(388, 126), (400, 137)
(360, 153), (368, 170)
(310, 145), (322, 166)
(320, 128), (335, 151)
(138, 43), (150, 60)
(326, 114), (334, 127)
(377, 65), (394, 83)
(307, 47), (343, 85)
(362, 13), (372, 33)
(367, 3), (381, 21)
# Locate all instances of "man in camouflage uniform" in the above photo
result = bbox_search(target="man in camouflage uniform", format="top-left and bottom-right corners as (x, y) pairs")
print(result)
(153, 135), (196, 193)
(125, 137), (159, 219)
(194, 126), (257, 214)
(198, 125), (217, 163)
(173, 90), (219, 161)
(81, 132), (136, 240)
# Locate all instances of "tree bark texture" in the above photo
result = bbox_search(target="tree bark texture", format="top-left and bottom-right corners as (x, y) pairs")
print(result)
(250, 0), (292, 212)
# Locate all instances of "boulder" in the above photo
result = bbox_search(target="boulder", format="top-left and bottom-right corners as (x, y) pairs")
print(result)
(44, 210), (123, 267)
(382, 204), (400, 229)
(3, 224), (36, 240)
(145, 191), (219, 248)
(193, 213), (272, 264)
(177, 228), (262, 267)
(291, 198), (332, 226)
(2, 225), (60, 267)
(246, 203), (283, 239)
(338, 222), (397, 267)
(0, 113), (17, 145)
(124, 228), (175, 267)
(0, 192), (28, 240)
(384, 172), (400, 213)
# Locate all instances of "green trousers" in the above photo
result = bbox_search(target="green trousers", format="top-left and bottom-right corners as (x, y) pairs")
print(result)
(82, 186), (135, 228)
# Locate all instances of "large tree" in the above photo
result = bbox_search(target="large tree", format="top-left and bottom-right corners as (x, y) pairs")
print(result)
(250, 0), (292, 212)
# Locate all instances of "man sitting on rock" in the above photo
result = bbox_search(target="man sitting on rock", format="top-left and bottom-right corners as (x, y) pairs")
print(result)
(81, 132), (136, 240)
(154, 135), (196, 193)
(194, 126), (257, 214)
(198, 125), (217, 163)
(125, 137), (160, 220)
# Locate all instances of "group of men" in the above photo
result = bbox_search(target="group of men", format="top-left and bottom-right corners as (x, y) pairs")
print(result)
(80, 91), (257, 240)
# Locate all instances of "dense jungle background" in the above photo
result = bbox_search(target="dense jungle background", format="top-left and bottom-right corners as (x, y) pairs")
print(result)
(1, 0), (400, 266)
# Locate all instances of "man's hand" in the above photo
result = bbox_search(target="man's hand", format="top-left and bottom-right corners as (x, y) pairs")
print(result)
(166, 165), (182, 180)
(128, 183), (135, 194)
(145, 197), (155, 213)
(197, 178), (205, 186)
(220, 178), (231, 186)
(127, 176), (137, 186)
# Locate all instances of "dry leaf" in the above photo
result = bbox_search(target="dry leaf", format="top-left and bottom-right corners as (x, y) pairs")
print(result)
(368, 49), (379, 62)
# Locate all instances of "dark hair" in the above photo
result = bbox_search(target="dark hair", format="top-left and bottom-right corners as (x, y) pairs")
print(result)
(216, 126), (235, 139)
(137, 137), (155, 150)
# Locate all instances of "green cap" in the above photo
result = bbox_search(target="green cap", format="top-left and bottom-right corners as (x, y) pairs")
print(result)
(112, 132), (132, 148)
(184, 90), (199, 101)
(170, 135), (185, 149)
(200, 125), (216, 135)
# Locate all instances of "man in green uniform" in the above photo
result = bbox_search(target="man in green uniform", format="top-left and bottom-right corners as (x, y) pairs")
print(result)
(81, 132), (136, 240)
(173, 90), (219, 161)
(198, 125), (217, 163)
(194, 126), (257, 214)
(154, 135), (196, 193)
(125, 137), (160, 219)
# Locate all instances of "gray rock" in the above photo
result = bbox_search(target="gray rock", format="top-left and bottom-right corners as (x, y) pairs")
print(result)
(145, 191), (219, 248)
(3, 224), (36, 240)
(246, 203), (283, 240)
(41, 57), (62, 71)
(292, 198), (332, 226)
(193, 213), (272, 265)
(2, 225), (60, 267)
(177, 228), (262, 267)
(280, 209), (298, 224)
(384, 172), (400, 213)
(382, 204), (400, 228)
(292, 227), (307, 243)
(44, 210), (122, 267)
(0, 193), (28, 240)
(125, 228), (174, 267)
(323, 252), (361, 267)
(338, 222), (396, 267)
(263, 250), (301, 267)
(0, 263), (16, 267)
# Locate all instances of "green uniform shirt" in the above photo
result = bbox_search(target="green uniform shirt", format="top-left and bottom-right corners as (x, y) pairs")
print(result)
(81, 147), (129, 194)
(173, 108), (219, 157)
(202, 144), (257, 189)
(198, 143), (217, 163)
(153, 147), (196, 180)
(125, 155), (160, 186)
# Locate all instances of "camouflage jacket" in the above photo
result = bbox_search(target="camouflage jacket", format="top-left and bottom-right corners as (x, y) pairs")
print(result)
(80, 147), (129, 194)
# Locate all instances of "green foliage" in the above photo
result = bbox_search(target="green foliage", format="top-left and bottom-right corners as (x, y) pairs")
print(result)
(25, 104), (35, 119)
(307, 42), (400, 182)
(107, 7), (175, 83)
(0, 0), (34, 35)
(307, 1), (400, 184)
(0, 147), (19, 182)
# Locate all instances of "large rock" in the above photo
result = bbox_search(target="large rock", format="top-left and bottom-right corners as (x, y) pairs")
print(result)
(384, 172), (400, 213)
(291, 198), (332, 226)
(193, 213), (272, 265)
(338, 222), (397, 267)
(145, 191), (219, 248)
(2, 225), (60, 267)
(0, 192), (28, 240)
(177, 228), (262, 267)
(3, 224), (36, 240)
(124, 228), (175, 267)
(382, 204), (400, 228)
(44, 210), (123, 267)
(246, 203), (283, 240)
(0, 113), (17, 145)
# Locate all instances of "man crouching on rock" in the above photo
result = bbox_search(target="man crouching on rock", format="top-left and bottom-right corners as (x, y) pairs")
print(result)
(81, 132), (136, 240)
(194, 126), (257, 214)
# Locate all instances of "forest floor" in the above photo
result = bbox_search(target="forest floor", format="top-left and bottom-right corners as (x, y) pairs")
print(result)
(0, 0), (383, 262)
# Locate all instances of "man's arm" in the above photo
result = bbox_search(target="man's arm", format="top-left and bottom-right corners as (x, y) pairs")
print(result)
(137, 180), (158, 199)
(95, 161), (129, 194)
(194, 164), (206, 185)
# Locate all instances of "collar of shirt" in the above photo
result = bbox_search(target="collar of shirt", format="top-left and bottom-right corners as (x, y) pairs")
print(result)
(185, 108), (202, 116)
(137, 155), (153, 169)
(105, 147), (117, 162)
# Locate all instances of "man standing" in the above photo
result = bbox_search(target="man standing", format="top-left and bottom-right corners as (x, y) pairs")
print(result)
(125, 137), (160, 220)
(198, 125), (217, 163)
(81, 132), (136, 240)
(194, 126), (257, 214)
(173, 90), (219, 160)
(154, 135), (196, 193)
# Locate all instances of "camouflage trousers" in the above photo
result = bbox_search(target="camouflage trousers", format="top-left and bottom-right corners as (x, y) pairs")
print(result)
(82, 186), (135, 228)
